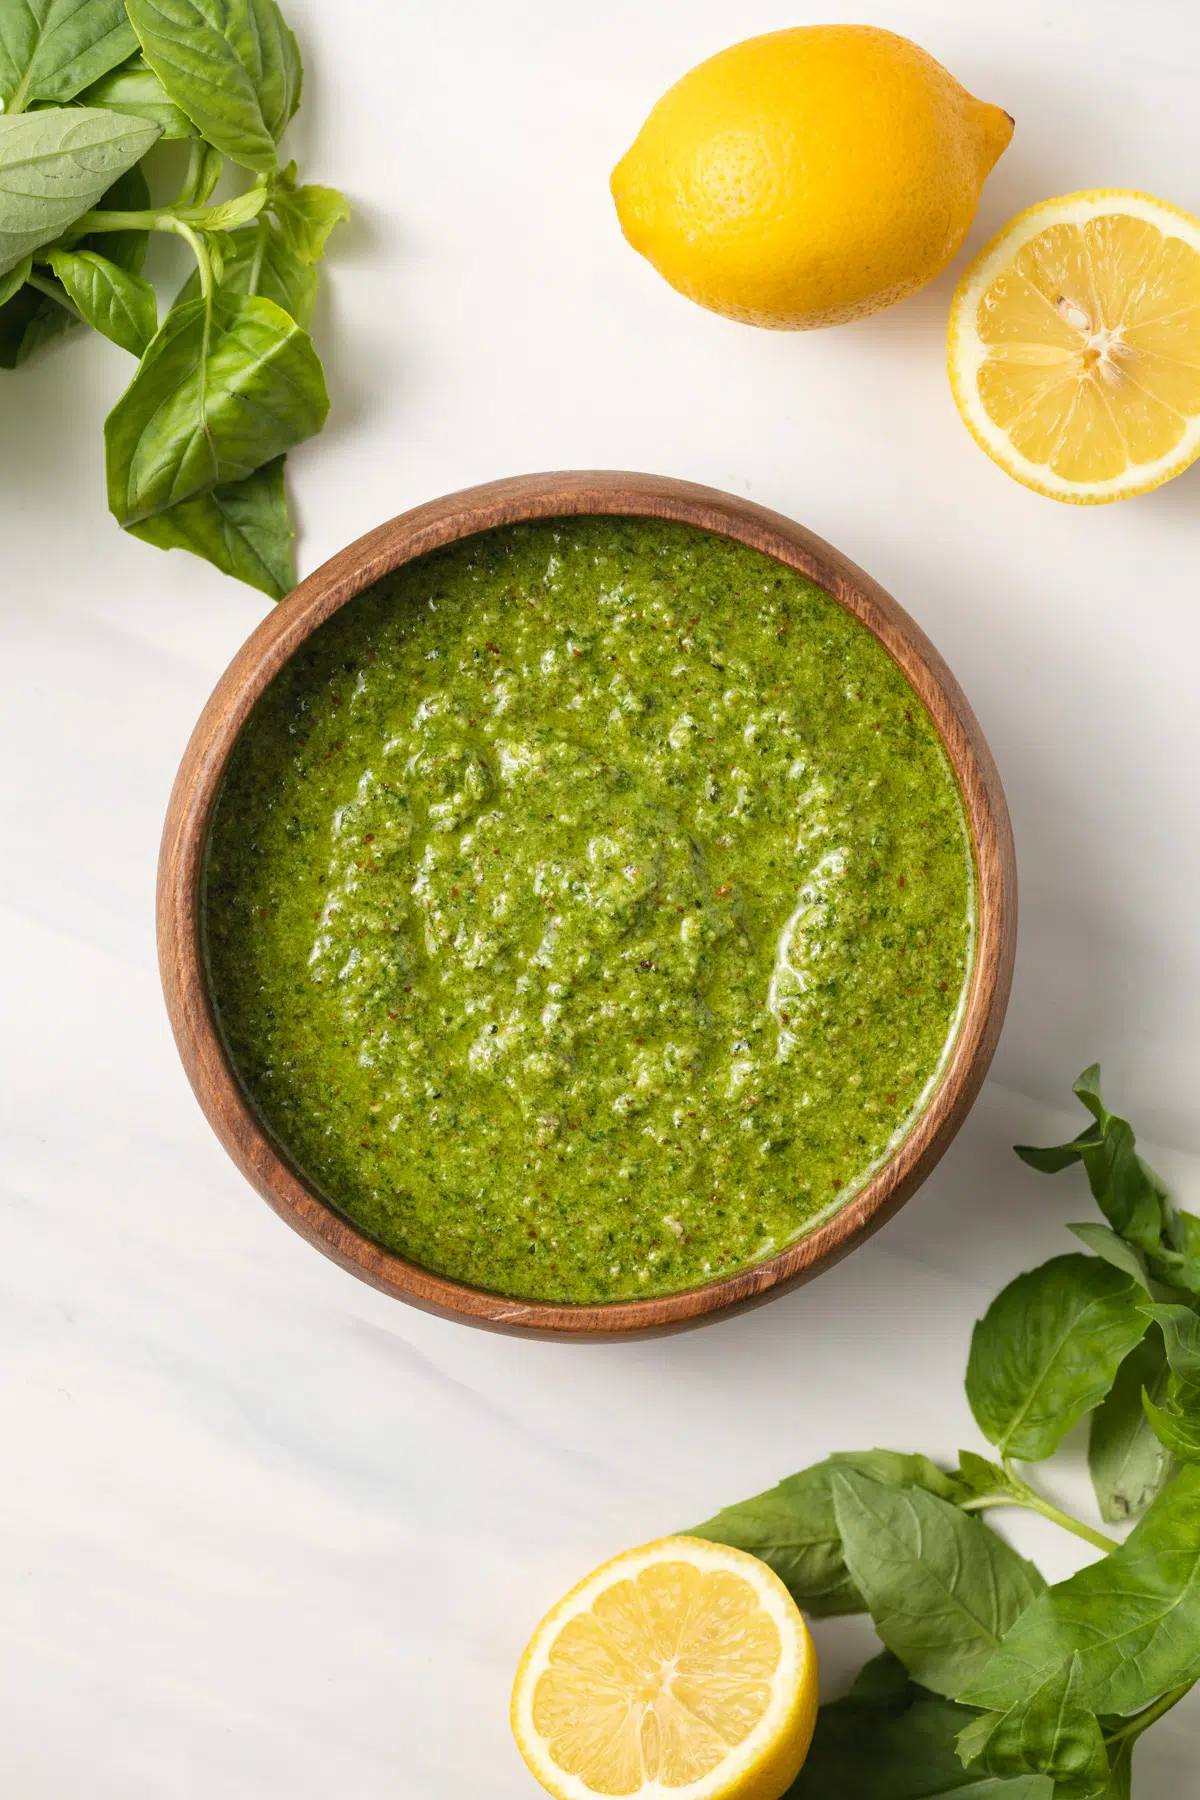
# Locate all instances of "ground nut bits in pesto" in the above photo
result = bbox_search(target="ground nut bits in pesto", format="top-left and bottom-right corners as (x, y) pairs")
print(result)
(203, 519), (974, 1302)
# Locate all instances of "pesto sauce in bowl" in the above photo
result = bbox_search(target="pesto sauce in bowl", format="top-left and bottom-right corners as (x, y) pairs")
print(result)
(204, 519), (973, 1304)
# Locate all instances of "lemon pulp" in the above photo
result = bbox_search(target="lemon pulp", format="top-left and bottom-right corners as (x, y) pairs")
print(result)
(949, 190), (1200, 501)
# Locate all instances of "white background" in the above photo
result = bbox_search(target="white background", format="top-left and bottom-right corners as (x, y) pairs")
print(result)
(3, 0), (1200, 1792)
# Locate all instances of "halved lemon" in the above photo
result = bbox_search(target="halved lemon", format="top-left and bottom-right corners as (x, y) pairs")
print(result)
(511, 1536), (817, 1800)
(948, 189), (1200, 502)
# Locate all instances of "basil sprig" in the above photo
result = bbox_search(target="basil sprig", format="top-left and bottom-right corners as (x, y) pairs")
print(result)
(0, 0), (349, 596)
(692, 1066), (1200, 1796)
(1015, 1066), (1200, 1295)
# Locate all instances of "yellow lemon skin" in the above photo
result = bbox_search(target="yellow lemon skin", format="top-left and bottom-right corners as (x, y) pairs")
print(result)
(611, 25), (1013, 330)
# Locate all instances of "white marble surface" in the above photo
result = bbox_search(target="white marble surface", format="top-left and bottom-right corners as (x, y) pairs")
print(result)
(3, 1), (1200, 1792)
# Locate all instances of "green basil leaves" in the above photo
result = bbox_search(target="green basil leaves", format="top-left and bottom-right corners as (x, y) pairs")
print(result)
(125, 0), (300, 172)
(965, 1255), (1150, 1461)
(963, 1466), (1200, 1718)
(956, 1656), (1110, 1798)
(0, 0), (349, 593)
(271, 164), (350, 262)
(0, 107), (160, 276)
(698, 1065), (1198, 1798)
(1016, 1066), (1200, 1293)
(1088, 1328), (1174, 1522)
(77, 50), (197, 136)
(48, 246), (157, 353)
(127, 451), (294, 598)
(174, 219), (316, 326)
(0, 253), (33, 307)
(1012, 1063), (1200, 1513)
(105, 291), (326, 522)
(0, 0), (136, 113)
(831, 1473), (1045, 1697)
(790, 1676), (1055, 1798)
(689, 1449), (969, 1618)
(1140, 1303), (1200, 1462)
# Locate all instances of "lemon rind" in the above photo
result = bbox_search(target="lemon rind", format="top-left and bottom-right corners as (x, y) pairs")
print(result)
(948, 188), (1200, 504)
(511, 1536), (812, 1800)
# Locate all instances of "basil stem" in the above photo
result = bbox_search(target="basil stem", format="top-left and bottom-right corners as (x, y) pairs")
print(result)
(165, 218), (213, 303)
(176, 137), (208, 207)
(246, 215), (269, 297)
(960, 1462), (1119, 1554)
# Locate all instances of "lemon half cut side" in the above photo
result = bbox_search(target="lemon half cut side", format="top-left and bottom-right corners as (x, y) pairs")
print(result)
(948, 189), (1200, 503)
(511, 1536), (818, 1800)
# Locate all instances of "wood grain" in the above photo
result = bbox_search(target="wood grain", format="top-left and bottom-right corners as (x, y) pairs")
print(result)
(158, 471), (1017, 1338)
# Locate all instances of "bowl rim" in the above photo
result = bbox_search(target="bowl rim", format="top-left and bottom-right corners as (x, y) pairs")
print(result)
(158, 470), (1016, 1338)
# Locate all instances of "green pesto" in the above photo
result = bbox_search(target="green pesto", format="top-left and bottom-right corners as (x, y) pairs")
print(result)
(204, 518), (973, 1303)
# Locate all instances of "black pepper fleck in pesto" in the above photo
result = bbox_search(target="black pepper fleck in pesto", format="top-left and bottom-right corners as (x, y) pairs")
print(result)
(203, 519), (974, 1303)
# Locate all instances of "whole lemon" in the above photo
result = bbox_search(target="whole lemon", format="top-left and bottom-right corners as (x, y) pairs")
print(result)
(611, 25), (1013, 330)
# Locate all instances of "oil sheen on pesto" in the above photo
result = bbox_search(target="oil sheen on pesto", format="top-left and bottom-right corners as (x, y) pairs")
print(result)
(204, 519), (974, 1303)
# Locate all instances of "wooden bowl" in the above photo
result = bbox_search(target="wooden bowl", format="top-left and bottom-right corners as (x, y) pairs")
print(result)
(159, 471), (1015, 1338)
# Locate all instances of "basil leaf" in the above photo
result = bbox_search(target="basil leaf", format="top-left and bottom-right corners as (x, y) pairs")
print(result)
(2, 162), (156, 368)
(956, 1450), (1018, 1501)
(966, 1255), (1149, 1461)
(1161, 1209), (1200, 1298)
(105, 291), (328, 524)
(76, 50), (196, 136)
(1089, 1328), (1174, 1522)
(1071, 1064), (1110, 1122)
(0, 150), (143, 364)
(177, 175), (269, 232)
(1067, 1223), (1150, 1291)
(961, 1464), (1200, 1716)
(1142, 1303), (1200, 1387)
(848, 1648), (919, 1707)
(956, 1655), (1109, 1799)
(0, 277), (71, 365)
(689, 1450), (968, 1618)
(203, 227), (236, 285)
(270, 168), (350, 262)
(125, 0), (302, 174)
(16, 286), (72, 353)
(1142, 1391), (1200, 1462)
(1139, 1309), (1200, 1459)
(1015, 1068), (1172, 1260)
(0, 0), (135, 112)
(819, 1449), (969, 1500)
(790, 1686), (1051, 1798)
(0, 82), (151, 369)
(831, 1473), (1045, 1698)
(0, 106), (160, 277)
(48, 247), (157, 354)
(1096, 1739), (1133, 1800)
(1013, 1138), (1096, 1175)
(0, 254), (33, 306)
(126, 452), (294, 598)
(955, 1710), (998, 1768)
(175, 217), (317, 325)
(939, 1775), (1041, 1793)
